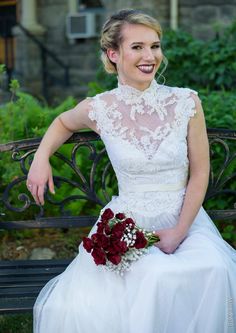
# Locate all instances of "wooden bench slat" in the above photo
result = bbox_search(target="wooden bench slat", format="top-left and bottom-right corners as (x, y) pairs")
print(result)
(0, 216), (97, 229)
(207, 210), (236, 221)
(0, 266), (67, 277)
(0, 275), (58, 284)
(0, 287), (42, 298)
(0, 297), (36, 314)
(0, 282), (49, 288)
(0, 259), (72, 268)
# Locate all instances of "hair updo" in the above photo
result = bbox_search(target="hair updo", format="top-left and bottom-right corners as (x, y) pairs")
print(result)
(100, 9), (163, 74)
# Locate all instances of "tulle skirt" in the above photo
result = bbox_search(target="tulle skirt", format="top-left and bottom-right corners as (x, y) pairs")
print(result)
(33, 200), (236, 333)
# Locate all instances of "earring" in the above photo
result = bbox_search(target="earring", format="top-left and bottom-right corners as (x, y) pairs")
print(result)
(156, 56), (168, 85)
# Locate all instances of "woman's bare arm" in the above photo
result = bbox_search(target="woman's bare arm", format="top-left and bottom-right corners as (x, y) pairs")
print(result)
(27, 98), (95, 205)
(34, 99), (95, 160)
(175, 93), (210, 234)
(155, 94), (210, 254)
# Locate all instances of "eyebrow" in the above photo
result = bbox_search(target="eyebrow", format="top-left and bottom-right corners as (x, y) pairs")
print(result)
(130, 41), (161, 45)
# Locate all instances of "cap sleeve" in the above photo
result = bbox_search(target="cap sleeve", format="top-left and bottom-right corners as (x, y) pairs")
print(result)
(86, 95), (107, 135)
(173, 87), (200, 127)
(185, 88), (199, 119)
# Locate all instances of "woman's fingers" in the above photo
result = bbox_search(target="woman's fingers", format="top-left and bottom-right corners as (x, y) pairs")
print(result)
(26, 159), (54, 205)
(153, 232), (160, 247)
(27, 181), (46, 206)
(48, 175), (55, 194)
(31, 184), (40, 205)
(26, 182), (32, 192)
(37, 185), (46, 206)
(154, 241), (161, 248)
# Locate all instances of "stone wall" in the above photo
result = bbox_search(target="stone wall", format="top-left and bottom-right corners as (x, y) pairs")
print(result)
(36, 0), (102, 100)
(102, 0), (169, 27)
(14, 0), (236, 101)
(180, 0), (236, 40)
(103, 0), (236, 39)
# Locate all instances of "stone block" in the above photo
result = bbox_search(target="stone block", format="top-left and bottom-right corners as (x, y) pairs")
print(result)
(38, 0), (65, 6)
(193, 6), (219, 24)
(61, 54), (99, 71)
(180, 0), (236, 6)
(192, 24), (217, 41)
(39, 6), (66, 28)
(220, 5), (236, 22)
(29, 248), (56, 260)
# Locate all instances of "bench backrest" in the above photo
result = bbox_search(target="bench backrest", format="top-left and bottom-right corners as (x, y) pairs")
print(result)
(0, 129), (236, 231)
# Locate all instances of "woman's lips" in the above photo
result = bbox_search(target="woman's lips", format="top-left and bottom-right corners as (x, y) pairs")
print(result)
(137, 65), (155, 74)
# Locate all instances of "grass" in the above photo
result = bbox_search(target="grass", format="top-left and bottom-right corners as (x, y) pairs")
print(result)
(0, 314), (33, 333)
(0, 227), (91, 332)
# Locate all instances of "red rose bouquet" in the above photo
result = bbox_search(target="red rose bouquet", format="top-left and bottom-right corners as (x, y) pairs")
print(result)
(83, 208), (159, 275)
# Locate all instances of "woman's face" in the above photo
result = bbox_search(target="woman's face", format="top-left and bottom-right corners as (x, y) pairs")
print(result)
(108, 23), (163, 90)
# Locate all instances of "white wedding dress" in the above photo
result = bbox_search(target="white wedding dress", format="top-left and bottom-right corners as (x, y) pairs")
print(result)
(34, 80), (236, 333)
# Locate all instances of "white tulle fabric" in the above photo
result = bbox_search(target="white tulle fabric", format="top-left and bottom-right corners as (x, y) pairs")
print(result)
(34, 80), (236, 333)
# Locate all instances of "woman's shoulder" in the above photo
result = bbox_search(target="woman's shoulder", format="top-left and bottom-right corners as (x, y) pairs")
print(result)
(86, 87), (118, 103)
(159, 84), (202, 119)
(159, 84), (201, 110)
(160, 83), (198, 97)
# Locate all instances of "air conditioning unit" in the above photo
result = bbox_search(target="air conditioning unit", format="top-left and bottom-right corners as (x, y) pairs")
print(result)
(66, 13), (99, 39)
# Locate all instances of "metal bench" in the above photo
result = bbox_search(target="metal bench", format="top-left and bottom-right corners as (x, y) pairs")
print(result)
(0, 129), (235, 314)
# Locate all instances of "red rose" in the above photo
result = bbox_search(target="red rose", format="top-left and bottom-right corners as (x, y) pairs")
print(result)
(107, 253), (122, 265)
(83, 237), (94, 253)
(115, 213), (126, 220)
(108, 239), (127, 255)
(91, 233), (109, 249)
(91, 247), (106, 265)
(124, 218), (135, 229)
(134, 231), (147, 249)
(107, 244), (118, 255)
(109, 222), (126, 240)
(101, 208), (114, 223)
(119, 240), (128, 254)
(104, 224), (111, 235)
(97, 233), (110, 249)
(112, 222), (126, 234)
(96, 221), (105, 233)
(91, 233), (99, 243)
(111, 229), (122, 239)
(107, 239), (121, 254)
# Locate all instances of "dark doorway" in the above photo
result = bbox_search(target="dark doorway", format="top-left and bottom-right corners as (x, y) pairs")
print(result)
(0, 1), (17, 85)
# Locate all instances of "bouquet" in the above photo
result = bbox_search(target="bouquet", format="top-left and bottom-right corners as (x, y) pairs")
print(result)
(83, 208), (159, 275)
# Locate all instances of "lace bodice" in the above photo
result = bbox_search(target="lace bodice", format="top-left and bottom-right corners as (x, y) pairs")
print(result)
(88, 79), (197, 217)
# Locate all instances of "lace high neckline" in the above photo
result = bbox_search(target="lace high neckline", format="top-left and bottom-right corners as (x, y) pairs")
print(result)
(117, 79), (160, 99)
(89, 81), (197, 160)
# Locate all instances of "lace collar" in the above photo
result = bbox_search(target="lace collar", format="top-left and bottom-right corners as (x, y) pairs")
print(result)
(116, 79), (160, 103)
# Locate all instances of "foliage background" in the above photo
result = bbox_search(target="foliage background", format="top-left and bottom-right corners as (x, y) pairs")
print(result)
(0, 18), (235, 333)
(0, 22), (236, 243)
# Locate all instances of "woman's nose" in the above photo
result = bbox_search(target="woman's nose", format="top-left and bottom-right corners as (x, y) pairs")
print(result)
(142, 48), (155, 61)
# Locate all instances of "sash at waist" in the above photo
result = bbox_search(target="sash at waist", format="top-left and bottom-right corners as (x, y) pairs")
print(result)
(119, 180), (187, 193)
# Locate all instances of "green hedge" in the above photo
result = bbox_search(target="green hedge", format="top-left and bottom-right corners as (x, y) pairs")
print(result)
(88, 20), (236, 94)
(0, 23), (235, 244)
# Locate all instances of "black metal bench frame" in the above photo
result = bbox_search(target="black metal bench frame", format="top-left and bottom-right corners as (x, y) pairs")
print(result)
(0, 129), (235, 314)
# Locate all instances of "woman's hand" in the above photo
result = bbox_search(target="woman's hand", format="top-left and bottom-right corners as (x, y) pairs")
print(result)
(154, 226), (188, 254)
(26, 156), (55, 206)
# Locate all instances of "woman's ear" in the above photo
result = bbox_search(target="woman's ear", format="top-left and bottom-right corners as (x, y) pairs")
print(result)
(107, 49), (119, 64)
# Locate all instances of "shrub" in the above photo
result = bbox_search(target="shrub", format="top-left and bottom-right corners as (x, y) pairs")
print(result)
(88, 20), (236, 93)
(0, 21), (235, 242)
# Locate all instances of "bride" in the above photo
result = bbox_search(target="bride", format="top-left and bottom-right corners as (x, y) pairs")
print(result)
(27, 9), (236, 333)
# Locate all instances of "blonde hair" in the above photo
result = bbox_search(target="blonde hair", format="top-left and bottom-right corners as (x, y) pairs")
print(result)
(100, 9), (163, 74)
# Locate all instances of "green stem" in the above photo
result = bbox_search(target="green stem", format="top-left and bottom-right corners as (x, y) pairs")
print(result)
(147, 233), (159, 243)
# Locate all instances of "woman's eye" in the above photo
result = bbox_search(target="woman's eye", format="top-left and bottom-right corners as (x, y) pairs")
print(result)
(152, 44), (160, 49)
(131, 44), (160, 50)
(132, 45), (142, 50)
